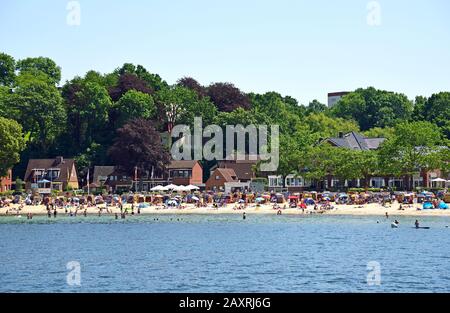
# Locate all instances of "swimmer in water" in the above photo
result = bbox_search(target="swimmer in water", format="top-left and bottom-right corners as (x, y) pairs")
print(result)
(415, 220), (420, 228)
(385, 212), (389, 219)
(243, 212), (246, 220)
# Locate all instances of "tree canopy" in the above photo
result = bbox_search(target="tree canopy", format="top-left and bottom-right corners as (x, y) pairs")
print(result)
(0, 51), (448, 187)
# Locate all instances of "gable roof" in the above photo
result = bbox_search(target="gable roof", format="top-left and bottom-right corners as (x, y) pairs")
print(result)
(217, 160), (256, 181)
(168, 160), (201, 169)
(214, 168), (238, 182)
(24, 157), (76, 183)
(326, 131), (385, 151)
(93, 166), (115, 183)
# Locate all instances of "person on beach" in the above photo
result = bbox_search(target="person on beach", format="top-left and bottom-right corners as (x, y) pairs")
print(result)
(47, 210), (51, 218)
(83, 209), (87, 217)
(115, 213), (118, 219)
(415, 220), (420, 228)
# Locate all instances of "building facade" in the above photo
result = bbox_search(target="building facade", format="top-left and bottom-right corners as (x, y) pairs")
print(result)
(0, 169), (12, 192)
(24, 157), (79, 194)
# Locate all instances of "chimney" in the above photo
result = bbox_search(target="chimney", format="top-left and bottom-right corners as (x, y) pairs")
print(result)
(338, 132), (344, 138)
(55, 156), (64, 165)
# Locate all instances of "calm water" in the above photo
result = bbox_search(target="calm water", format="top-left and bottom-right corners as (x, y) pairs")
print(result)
(1, 214), (449, 292)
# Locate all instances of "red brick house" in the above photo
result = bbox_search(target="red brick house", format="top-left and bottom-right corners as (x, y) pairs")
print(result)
(0, 169), (12, 192)
(206, 168), (238, 191)
(168, 160), (203, 186)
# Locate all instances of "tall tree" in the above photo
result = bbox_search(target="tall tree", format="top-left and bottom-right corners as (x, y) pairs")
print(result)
(177, 77), (206, 98)
(113, 90), (156, 128)
(16, 57), (61, 85)
(0, 52), (16, 86)
(207, 82), (251, 112)
(0, 117), (26, 176)
(332, 87), (413, 130)
(419, 92), (450, 139)
(61, 77), (112, 153)
(378, 121), (447, 190)
(108, 73), (153, 102)
(7, 73), (66, 153)
(306, 99), (328, 115)
(108, 118), (171, 175)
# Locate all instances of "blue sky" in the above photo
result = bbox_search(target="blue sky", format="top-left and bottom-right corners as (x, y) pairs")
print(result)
(1, 0), (449, 104)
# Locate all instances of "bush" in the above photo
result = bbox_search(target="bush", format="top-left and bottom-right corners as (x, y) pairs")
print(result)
(0, 190), (14, 197)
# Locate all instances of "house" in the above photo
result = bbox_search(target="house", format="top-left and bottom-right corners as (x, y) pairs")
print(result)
(206, 168), (239, 191)
(92, 166), (115, 186)
(268, 132), (388, 191)
(24, 156), (79, 194)
(167, 160), (203, 186)
(100, 160), (204, 193)
(210, 159), (257, 182)
(0, 169), (12, 193)
(328, 91), (349, 108)
(103, 168), (133, 194)
(323, 131), (385, 151)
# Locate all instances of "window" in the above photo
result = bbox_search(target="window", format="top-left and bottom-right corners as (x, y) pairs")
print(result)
(216, 176), (220, 180)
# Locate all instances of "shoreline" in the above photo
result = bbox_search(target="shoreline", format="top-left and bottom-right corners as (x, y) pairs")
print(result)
(2, 202), (450, 217)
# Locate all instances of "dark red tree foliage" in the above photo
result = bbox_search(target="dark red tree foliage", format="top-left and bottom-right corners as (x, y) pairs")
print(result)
(108, 73), (153, 101)
(108, 118), (171, 175)
(206, 82), (251, 112)
(177, 76), (206, 97)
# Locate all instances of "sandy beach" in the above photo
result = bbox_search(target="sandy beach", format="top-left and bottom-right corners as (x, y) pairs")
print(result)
(2, 201), (450, 217)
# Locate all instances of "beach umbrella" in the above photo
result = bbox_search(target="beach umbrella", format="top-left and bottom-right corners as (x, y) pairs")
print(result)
(165, 184), (178, 190)
(151, 185), (164, 191)
(173, 185), (188, 192)
(431, 178), (447, 182)
(186, 184), (200, 190)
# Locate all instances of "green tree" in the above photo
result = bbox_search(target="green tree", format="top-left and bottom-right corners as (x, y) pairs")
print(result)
(16, 57), (61, 85)
(0, 52), (16, 86)
(332, 87), (413, 130)
(378, 121), (447, 190)
(114, 90), (156, 127)
(363, 127), (395, 139)
(7, 73), (65, 153)
(0, 117), (26, 176)
(420, 92), (450, 139)
(62, 78), (112, 153)
(305, 112), (359, 138)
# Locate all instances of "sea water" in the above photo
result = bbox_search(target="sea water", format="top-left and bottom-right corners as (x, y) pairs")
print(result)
(0, 214), (449, 292)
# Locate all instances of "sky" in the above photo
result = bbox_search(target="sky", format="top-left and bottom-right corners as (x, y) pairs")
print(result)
(1, 0), (449, 105)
